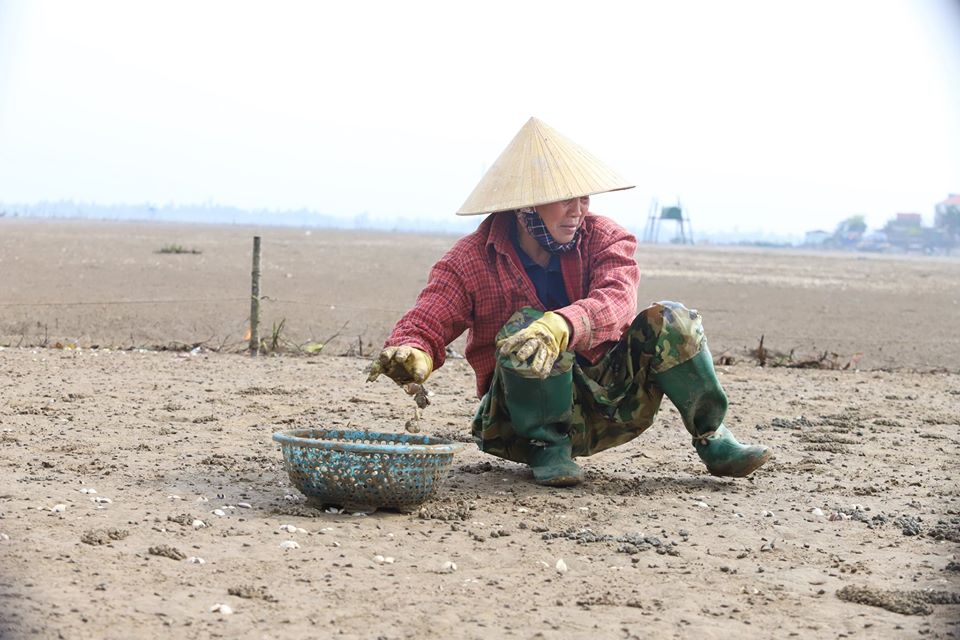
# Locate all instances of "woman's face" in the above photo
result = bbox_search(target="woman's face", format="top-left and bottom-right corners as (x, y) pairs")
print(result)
(535, 196), (589, 243)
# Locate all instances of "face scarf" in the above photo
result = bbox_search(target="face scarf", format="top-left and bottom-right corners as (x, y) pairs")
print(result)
(515, 207), (580, 253)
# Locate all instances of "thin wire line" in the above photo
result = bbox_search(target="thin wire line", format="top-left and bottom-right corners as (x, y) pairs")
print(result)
(0, 298), (410, 315)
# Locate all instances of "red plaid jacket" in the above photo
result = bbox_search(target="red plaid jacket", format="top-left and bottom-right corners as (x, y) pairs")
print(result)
(385, 211), (640, 397)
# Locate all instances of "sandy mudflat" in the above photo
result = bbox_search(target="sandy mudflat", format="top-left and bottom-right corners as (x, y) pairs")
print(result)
(0, 218), (958, 639)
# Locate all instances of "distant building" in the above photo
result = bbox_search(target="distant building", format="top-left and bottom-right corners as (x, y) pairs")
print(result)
(935, 193), (960, 246)
(882, 205), (955, 252)
(894, 212), (922, 227)
(858, 230), (890, 252)
(803, 230), (830, 245)
(884, 212), (924, 250)
(936, 193), (960, 209)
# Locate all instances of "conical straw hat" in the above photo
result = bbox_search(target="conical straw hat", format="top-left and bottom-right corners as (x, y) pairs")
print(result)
(456, 117), (634, 216)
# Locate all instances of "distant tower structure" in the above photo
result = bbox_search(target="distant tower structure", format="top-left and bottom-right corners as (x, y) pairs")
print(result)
(642, 198), (694, 244)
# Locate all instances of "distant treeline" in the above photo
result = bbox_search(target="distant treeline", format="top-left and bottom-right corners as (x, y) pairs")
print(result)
(0, 201), (482, 235)
(0, 200), (804, 245)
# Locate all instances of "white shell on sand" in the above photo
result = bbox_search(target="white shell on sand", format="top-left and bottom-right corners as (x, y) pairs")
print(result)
(210, 603), (233, 615)
(279, 524), (298, 533)
(237, 502), (252, 509)
(186, 557), (205, 564)
(279, 540), (300, 550)
(211, 509), (226, 517)
(192, 519), (207, 529)
(51, 504), (66, 513)
(79, 488), (97, 494)
(440, 561), (458, 573)
(555, 559), (568, 573)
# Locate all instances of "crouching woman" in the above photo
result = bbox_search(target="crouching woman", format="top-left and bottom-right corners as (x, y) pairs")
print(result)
(369, 117), (770, 486)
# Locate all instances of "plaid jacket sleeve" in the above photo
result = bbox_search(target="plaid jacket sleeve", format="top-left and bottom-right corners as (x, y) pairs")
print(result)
(384, 244), (473, 372)
(556, 220), (639, 356)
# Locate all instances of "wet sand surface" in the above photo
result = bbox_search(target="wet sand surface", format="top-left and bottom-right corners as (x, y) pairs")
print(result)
(0, 218), (958, 639)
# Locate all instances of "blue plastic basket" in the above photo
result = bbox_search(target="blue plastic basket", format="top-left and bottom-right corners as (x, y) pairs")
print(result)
(272, 428), (465, 512)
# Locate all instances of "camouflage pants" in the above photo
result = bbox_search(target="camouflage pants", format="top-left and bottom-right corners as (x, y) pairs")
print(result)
(471, 302), (707, 464)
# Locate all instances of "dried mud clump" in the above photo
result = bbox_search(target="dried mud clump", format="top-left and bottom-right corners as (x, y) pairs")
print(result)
(576, 592), (644, 609)
(148, 544), (187, 560)
(542, 528), (679, 555)
(80, 528), (129, 546)
(926, 519), (960, 543)
(802, 443), (852, 454)
(894, 515), (923, 536)
(418, 501), (471, 521)
(228, 585), (277, 602)
(271, 503), (325, 518)
(836, 585), (960, 615)
(769, 416), (816, 430)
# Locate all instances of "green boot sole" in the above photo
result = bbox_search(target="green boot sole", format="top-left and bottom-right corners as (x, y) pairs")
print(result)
(695, 425), (771, 477)
(530, 443), (583, 487)
(654, 349), (772, 478)
(500, 358), (583, 486)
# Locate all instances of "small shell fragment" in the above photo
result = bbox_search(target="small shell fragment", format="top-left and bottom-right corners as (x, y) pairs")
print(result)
(0, 533), (10, 541)
(51, 504), (66, 513)
(210, 603), (233, 615)
(810, 507), (825, 517)
(192, 519), (207, 529)
(79, 488), (97, 495)
(279, 540), (300, 550)
(186, 556), (205, 564)
(237, 502), (252, 509)
(211, 509), (226, 517)
(555, 559), (568, 574)
(279, 524), (298, 533)
(440, 561), (458, 573)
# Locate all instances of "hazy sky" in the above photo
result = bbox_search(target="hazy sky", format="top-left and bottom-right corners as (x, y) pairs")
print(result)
(1, 0), (958, 235)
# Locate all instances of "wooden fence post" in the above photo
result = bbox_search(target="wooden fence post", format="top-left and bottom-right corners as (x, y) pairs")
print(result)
(249, 236), (261, 356)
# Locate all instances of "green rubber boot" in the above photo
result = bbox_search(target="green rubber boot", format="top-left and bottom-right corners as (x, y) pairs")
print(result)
(654, 349), (771, 477)
(501, 364), (583, 487)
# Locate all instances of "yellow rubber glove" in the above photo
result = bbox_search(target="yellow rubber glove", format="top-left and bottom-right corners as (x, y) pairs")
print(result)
(496, 311), (570, 378)
(367, 345), (433, 385)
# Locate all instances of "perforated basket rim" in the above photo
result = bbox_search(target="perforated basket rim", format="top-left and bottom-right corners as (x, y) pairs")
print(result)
(272, 428), (466, 456)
